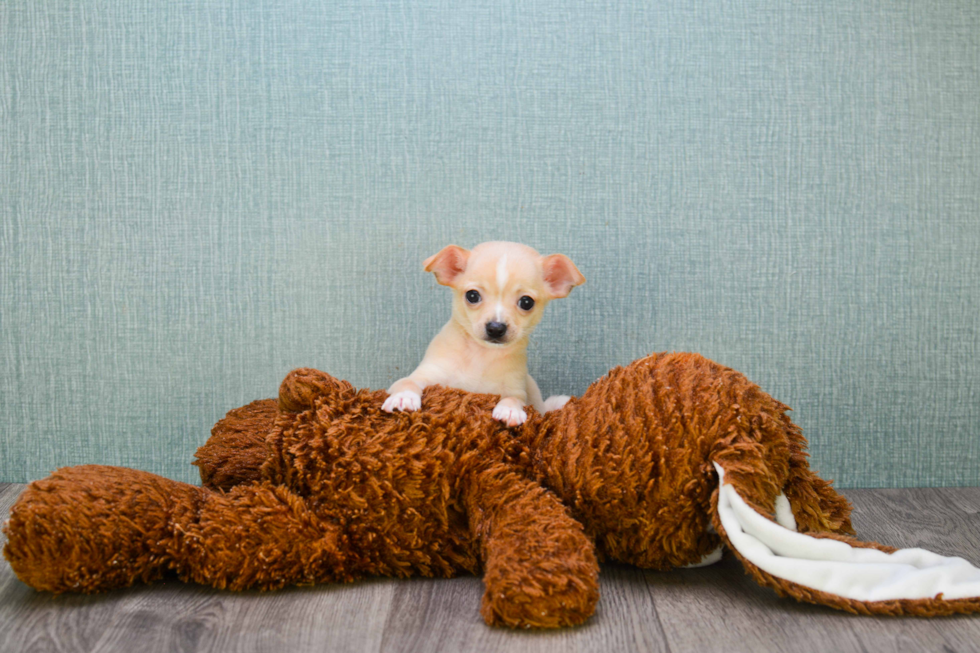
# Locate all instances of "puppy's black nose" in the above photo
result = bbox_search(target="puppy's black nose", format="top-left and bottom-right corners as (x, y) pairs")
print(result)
(485, 321), (508, 340)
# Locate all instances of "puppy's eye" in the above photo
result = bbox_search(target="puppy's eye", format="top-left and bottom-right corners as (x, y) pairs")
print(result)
(465, 290), (481, 304)
(518, 295), (535, 311)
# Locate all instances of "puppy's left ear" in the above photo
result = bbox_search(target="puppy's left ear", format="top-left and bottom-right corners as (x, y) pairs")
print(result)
(542, 254), (586, 299)
(424, 244), (470, 286)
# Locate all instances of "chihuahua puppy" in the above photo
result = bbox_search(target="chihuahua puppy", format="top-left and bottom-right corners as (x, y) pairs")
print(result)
(382, 241), (585, 426)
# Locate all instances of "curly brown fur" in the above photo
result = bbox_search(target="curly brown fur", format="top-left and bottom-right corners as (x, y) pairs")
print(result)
(523, 352), (853, 570)
(4, 352), (975, 626)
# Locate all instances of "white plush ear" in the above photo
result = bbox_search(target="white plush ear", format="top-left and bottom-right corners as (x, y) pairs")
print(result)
(423, 245), (469, 287)
(713, 463), (980, 602)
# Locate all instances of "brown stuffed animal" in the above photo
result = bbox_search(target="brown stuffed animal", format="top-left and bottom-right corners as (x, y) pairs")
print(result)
(4, 352), (980, 628)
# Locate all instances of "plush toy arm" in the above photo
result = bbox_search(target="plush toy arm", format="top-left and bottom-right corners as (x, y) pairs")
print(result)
(464, 468), (599, 629)
(277, 367), (356, 414)
(194, 398), (277, 491)
(3, 465), (350, 593)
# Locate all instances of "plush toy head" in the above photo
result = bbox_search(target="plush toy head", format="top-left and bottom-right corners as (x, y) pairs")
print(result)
(5, 353), (980, 627)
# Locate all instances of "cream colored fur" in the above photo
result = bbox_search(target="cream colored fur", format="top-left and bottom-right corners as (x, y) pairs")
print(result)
(383, 241), (585, 427)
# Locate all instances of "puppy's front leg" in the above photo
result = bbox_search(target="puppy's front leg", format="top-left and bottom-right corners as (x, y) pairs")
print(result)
(525, 375), (545, 413)
(382, 376), (424, 413)
(529, 374), (570, 413)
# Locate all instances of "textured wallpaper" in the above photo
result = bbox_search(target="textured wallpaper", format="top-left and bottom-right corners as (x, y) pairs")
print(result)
(2, 0), (978, 486)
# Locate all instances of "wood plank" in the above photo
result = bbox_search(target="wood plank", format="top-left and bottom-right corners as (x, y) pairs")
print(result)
(839, 488), (980, 653)
(0, 482), (22, 512)
(377, 570), (669, 653)
(846, 487), (980, 555)
(1, 484), (979, 653)
(0, 574), (398, 653)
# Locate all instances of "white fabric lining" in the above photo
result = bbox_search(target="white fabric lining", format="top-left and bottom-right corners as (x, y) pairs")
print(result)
(682, 546), (723, 568)
(773, 492), (797, 531)
(682, 523), (723, 568)
(713, 462), (980, 602)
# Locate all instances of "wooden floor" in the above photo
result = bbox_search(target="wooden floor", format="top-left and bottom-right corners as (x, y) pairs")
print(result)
(1, 483), (979, 653)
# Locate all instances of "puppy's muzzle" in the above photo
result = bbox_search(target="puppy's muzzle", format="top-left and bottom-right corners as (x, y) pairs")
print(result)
(485, 321), (508, 342)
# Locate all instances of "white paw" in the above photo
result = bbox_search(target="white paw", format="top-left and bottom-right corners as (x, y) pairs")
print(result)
(382, 390), (422, 413)
(492, 404), (527, 427)
(543, 395), (571, 413)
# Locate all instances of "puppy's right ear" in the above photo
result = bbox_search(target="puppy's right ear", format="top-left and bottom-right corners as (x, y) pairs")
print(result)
(423, 245), (469, 286)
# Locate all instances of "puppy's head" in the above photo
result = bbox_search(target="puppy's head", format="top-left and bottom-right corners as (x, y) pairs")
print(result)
(423, 241), (585, 348)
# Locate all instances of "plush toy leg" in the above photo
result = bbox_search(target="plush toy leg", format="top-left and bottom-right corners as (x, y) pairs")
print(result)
(4, 465), (349, 593)
(711, 463), (980, 616)
(171, 476), (350, 590)
(4, 466), (192, 592)
(466, 469), (599, 629)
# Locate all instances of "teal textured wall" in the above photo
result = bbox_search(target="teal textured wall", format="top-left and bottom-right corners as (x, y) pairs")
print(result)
(2, 1), (978, 487)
